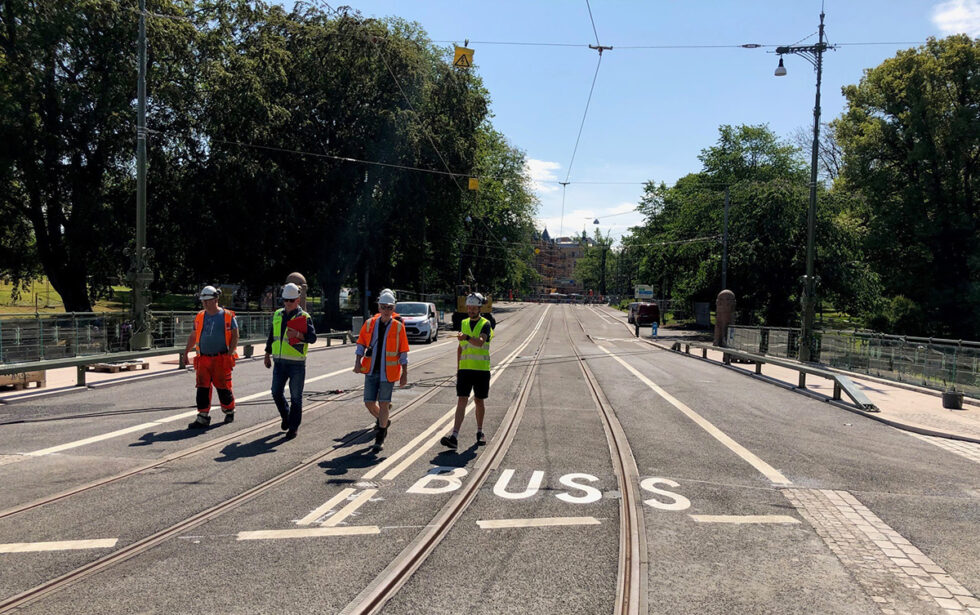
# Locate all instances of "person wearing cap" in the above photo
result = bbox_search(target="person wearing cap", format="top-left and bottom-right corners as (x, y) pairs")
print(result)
(441, 293), (493, 450)
(354, 288), (409, 452)
(183, 286), (239, 429)
(264, 283), (318, 440)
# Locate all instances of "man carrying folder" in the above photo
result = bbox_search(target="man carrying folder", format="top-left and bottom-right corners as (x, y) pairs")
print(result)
(264, 283), (317, 440)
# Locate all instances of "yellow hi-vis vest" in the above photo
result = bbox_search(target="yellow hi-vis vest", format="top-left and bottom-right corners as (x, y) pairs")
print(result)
(459, 317), (492, 371)
(271, 308), (310, 361)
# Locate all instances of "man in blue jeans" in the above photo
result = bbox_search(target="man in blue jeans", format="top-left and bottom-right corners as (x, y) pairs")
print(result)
(264, 283), (317, 440)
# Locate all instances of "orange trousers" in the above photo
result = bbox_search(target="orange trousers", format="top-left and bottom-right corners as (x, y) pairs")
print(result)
(194, 354), (235, 412)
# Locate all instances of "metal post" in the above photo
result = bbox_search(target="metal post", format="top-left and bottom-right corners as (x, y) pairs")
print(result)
(722, 186), (730, 291)
(129, 0), (153, 350)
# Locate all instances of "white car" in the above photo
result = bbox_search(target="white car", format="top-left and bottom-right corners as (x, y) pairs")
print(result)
(396, 302), (439, 343)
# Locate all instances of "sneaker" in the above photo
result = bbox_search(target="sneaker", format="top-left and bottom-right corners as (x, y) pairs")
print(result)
(188, 413), (211, 429)
(222, 411), (235, 423)
(476, 432), (486, 446)
(440, 434), (458, 450)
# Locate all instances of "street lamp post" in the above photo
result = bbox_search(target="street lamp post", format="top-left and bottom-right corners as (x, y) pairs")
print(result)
(774, 10), (834, 362)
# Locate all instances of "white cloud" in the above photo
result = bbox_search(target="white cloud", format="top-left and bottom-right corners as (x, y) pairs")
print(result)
(933, 0), (980, 36)
(524, 159), (561, 194)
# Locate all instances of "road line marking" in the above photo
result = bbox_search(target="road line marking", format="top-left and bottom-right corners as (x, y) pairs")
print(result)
(20, 366), (358, 458)
(321, 489), (377, 527)
(364, 306), (552, 482)
(477, 516), (601, 529)
(237, 527), (380, 540)
(296, 488), (357, 526)
(597, 344), (792, 485)
(689, 514), (800, 524)
(0, 539), (118, 553)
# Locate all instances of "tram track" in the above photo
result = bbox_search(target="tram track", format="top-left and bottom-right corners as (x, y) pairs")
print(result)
(0, 305), (549, 613)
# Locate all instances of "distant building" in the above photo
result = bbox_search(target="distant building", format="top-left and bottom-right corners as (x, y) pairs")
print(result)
(531, 228), (593, 295)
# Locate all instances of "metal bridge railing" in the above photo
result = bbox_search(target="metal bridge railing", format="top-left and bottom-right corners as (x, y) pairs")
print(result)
(726, 325), (980, 398)
(0, 311), (275, 365)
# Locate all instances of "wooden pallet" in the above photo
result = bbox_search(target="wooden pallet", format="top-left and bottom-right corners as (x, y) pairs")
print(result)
(87, 360), (150, 373)
(0, 371), (46, 390)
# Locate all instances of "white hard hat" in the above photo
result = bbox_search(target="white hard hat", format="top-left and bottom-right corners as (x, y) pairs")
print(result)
(378, 289), (396, 305)
(199, 285), (219, 300)
(282, 283), (301, 300)
(465, 293), (484, 307)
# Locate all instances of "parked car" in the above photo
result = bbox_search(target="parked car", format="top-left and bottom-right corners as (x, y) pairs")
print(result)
(627, 302), (660, 326)
(395, 301), (439, 343)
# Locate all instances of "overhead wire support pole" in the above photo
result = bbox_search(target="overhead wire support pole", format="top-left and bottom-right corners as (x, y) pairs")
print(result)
(774, 10), (835, 362)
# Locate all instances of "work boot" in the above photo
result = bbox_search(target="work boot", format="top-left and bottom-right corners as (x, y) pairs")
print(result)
(188, 413), (211, 429)
(373, 425), (388, 453)
(222, 409), (235, 423)
(440, 434), (458, 450)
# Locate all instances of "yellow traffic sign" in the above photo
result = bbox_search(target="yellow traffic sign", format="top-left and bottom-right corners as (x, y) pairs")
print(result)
(468, 177), (479, 190)
(454, 46), (474, 68)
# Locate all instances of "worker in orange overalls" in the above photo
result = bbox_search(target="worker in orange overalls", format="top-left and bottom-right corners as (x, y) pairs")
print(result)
(182, 285), (239, 429)
(353, 289), (409, 452)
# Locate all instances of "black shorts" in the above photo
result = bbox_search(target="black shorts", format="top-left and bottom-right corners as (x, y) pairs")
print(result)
(456, 369), (491, 399)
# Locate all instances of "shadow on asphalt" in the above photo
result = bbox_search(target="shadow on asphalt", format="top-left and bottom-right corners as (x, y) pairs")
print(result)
(213, 432), (286, 462)
(319, 444), (385, 476)
(430, 443), (478, 467)
(129, 421), (234, 447)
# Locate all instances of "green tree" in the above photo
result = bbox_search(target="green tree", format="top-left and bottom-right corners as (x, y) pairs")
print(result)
(834, 35), (980, 338)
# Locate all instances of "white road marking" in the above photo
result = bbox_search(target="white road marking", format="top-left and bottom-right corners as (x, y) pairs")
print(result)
(597, 345), (792, 485)
(364, 307), (552, 482)
(237, 527), (380, 540)
(321, 489), (377, 527)
(295, 488), (357, 526)
(0, 539), (118, 553)
(689, 514), (800, 524)
(477, 516), (601, 529)
(493, 469), (545, 499)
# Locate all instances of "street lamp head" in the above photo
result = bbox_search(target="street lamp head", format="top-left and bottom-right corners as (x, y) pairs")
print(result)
(774, 57), (787, 77)
(593, 218), (600, 225)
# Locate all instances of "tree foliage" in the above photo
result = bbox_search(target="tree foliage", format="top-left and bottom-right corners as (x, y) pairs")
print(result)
(834, 35), (980, 338)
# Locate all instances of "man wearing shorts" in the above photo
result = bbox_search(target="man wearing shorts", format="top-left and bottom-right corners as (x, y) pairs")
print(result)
(441, 293), (493, 450)
(354, 289), (409, 452)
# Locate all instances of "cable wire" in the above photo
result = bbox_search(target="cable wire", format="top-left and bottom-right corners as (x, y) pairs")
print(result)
(585, 0), (601, 46)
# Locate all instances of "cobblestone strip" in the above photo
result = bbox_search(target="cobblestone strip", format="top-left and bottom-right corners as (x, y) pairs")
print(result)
(783, 488), (980, 614)
(907, 433), (980, 465)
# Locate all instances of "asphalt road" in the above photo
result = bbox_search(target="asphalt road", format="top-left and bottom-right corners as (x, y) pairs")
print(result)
(0, 303), (977, 614)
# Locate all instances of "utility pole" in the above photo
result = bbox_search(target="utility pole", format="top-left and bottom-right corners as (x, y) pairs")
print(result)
(774, 10), (834, 362)
(128, 0), (153, 350)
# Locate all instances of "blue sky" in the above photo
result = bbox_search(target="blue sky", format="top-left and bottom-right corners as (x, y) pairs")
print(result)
(284, 0), (980, 243)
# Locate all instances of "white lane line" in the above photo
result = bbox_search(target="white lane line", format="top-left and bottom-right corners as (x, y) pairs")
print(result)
(596, 344), (792, 486)
(689, 515), (800, 524)
(295, 488), (357, 526)
(363, 306), (552, 482)
(19, 339), (454, 458)
(237, 526), (380, 541)
(477, 517), (601, 529)
(0, 539), (118, 553)
(321, 489), (378, 527)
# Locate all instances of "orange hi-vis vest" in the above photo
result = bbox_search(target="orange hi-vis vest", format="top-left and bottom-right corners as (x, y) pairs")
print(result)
(357, 314), (409, 382)
(193, 308), (236, 354)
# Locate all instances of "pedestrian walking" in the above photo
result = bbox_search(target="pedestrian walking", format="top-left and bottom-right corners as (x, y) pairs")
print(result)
(264, 283), (317, 440)
(354, 289), (409, 452)
(441, 293), (493, 450)
(183, 286), (239, 429)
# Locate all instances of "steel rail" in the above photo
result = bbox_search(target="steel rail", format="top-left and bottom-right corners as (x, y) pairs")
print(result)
(567, 305), (648, 615)
(0, 353), (449, 521)
(0, 365), (454, 613)
(0, 305), (544, 612)
(341, 309), (553, 615)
